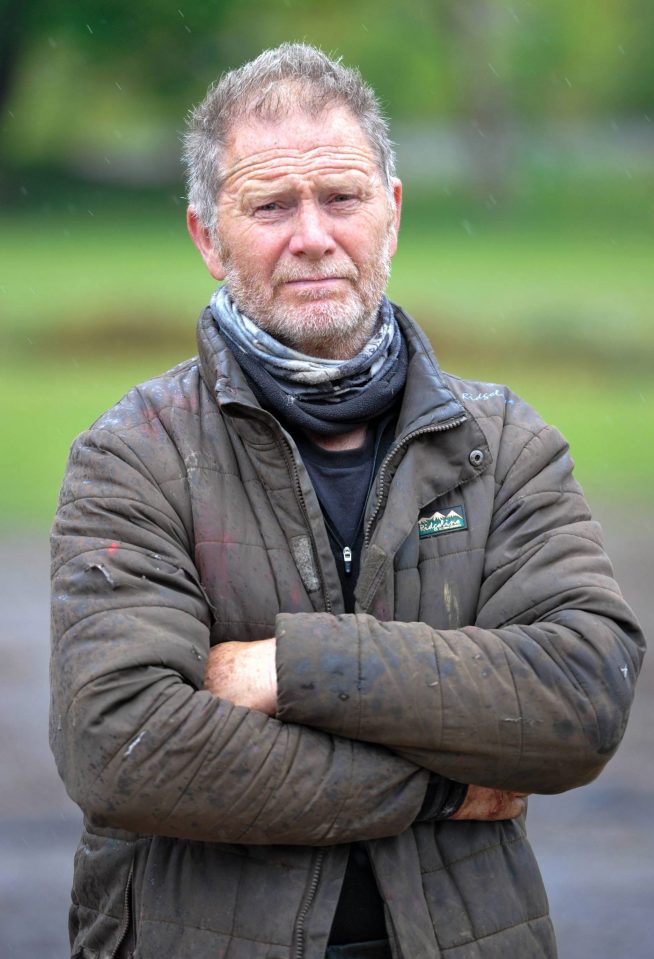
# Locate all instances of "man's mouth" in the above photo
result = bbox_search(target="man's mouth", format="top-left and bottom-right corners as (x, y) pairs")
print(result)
(283, 277), (346, 287)
(273, 263), (358, 290)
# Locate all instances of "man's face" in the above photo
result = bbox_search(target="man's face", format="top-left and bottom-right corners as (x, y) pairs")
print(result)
(188, 105), (402, 359)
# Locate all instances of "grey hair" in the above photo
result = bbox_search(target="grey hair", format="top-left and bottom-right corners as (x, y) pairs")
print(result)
(183, 42), (396, 232)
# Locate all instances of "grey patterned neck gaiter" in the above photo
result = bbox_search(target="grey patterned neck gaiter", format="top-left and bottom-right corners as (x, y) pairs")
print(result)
(210, 286), (407, 435)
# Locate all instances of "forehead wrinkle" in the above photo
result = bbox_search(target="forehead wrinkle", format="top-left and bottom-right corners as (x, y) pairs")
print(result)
(238, 167), (375, 198)
(222, 143), (378, 191)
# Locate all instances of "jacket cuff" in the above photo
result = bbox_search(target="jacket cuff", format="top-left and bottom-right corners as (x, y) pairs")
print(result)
(416, 777), (468, 822)
(275, 612), (361, 736)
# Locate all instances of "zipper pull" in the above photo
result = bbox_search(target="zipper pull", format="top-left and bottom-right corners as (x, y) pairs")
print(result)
(342, 546), (352, 575)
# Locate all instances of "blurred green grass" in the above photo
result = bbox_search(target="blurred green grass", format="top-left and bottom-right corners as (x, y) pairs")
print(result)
(1, 175), (652, 530)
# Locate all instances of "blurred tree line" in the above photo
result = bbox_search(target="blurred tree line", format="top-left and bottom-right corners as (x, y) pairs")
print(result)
(2, 0), (653, 186)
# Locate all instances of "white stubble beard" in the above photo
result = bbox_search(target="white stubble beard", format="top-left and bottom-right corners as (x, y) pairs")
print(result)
(218, 230), (394, 360)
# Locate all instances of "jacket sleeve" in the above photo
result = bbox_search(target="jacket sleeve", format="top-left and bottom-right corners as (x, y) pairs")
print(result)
(275, 421), (645, 795)
(50, 426), (429, 845)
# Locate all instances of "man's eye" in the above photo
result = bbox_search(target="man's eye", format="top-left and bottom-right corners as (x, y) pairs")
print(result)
(330, 194), (355, 204)
(256, 202), (281, 213)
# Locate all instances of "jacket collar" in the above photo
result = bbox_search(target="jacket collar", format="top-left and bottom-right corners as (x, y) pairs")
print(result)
(392, 303), (465, 436)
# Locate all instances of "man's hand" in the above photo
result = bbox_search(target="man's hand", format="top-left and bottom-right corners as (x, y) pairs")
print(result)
(204, 639), (277, 715)
(450, 785), (528, 821)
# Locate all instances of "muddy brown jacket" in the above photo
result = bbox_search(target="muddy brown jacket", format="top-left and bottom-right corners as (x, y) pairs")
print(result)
(50, 305), (644, 959)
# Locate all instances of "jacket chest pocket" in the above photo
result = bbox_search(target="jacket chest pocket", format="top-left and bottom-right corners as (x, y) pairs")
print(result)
(196, 541), (281, 641)
(393, 506), (485, 628)
(195, 532), (320, 640)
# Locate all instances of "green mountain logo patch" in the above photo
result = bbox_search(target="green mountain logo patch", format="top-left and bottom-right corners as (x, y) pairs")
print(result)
(419, 505), (467, 538)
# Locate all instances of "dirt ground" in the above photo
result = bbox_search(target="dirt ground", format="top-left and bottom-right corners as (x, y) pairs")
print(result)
(1, 505), (652, 958)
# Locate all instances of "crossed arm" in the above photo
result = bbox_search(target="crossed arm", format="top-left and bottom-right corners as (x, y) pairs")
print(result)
(204, 637), (528, 822)
(51, 420), (643, 844)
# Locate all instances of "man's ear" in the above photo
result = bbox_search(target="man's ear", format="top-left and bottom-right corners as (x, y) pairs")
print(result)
(388, 178), (402, 258)
(187, 207), (225, 281)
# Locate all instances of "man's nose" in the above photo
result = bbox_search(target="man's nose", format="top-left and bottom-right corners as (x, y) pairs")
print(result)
(287, 201), (336, 258)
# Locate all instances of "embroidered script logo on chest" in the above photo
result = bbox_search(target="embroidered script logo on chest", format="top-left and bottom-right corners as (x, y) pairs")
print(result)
(418, 504), (468, 538)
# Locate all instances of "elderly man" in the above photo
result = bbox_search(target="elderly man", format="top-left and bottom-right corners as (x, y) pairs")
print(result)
(50, 44), (643, 959)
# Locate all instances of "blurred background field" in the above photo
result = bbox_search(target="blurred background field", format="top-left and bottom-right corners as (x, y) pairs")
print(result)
(1, 0), (652, 531)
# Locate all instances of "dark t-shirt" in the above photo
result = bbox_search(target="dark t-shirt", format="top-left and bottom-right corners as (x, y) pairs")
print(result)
(294, 420), (394, 614)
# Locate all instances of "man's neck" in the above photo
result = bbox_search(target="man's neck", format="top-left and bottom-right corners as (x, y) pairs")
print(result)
(305, 426), (367, 452)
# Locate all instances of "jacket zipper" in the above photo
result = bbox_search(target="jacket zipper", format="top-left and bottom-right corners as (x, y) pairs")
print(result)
(266, 414), (463, 957)
(363, 416), (467, 550)
(293, 848), (325, 959)
(279, 437), (333, 614)
(287, 420), (463, 957)
(320, 511), (353, 576)
(108, 860), (134, 959)
(219, 399), (332, 612)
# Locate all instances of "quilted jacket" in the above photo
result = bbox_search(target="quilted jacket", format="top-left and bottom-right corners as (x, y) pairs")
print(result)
(50, 304), (644, 958)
